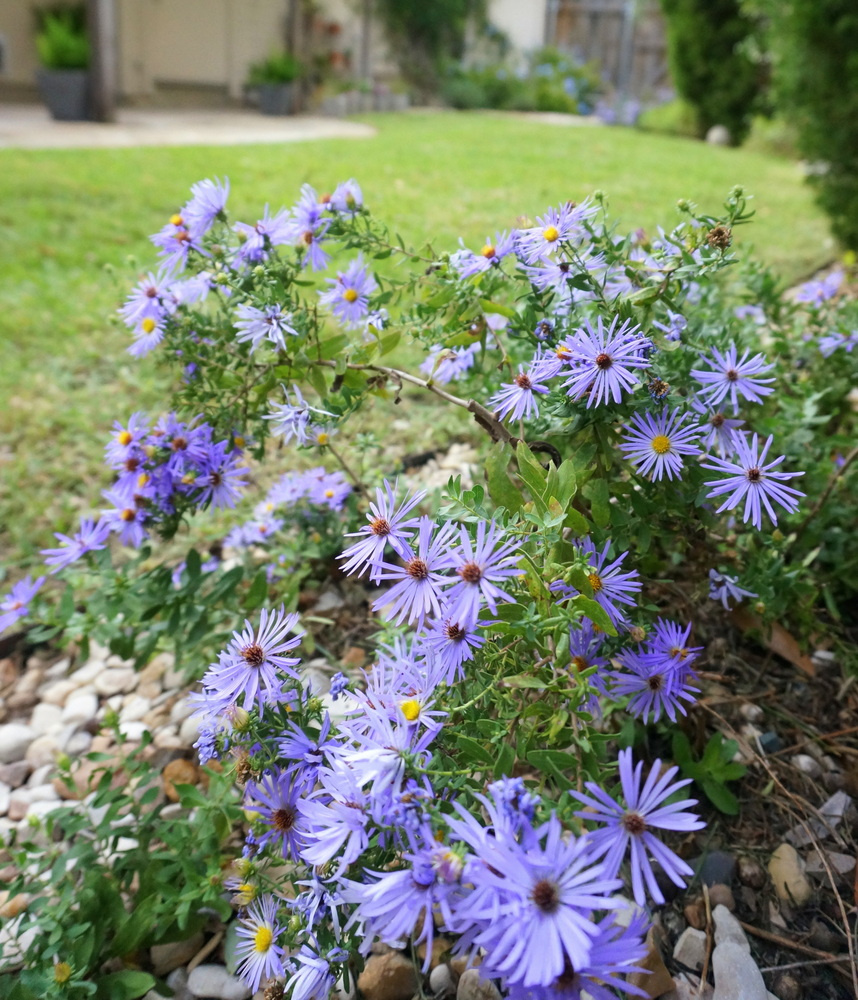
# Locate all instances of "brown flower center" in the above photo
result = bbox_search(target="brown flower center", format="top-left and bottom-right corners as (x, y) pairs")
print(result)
(407, 558), (429, 580)
(572, 655), (588, 672)
(241, 643), (265, 668)
(587, 571), (603, 593)
(459, 562), (482, 584)
(370, 516), (391, 536)
(272, 807), (295, 832)
(595, 352), (612, 370)
(711, 413), (725, 427)
(514, 373), (533, 390)
(171, 436), (188, 451)
(622, 812), (647, 836)
(531, 878), (560, 913)
(725, 368), (739, 382)
(746, 467), (761, 482)
(445, 622), (466, 642)
(647, 673), (664, 692)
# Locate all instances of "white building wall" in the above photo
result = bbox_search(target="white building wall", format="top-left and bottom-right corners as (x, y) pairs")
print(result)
(488, 0), (549, 55)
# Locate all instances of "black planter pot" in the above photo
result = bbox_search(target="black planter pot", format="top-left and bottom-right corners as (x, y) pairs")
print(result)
(37, 69), (89, 121)
(258, 82), (296, 116)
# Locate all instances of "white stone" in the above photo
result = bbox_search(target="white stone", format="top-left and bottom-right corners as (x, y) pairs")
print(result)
(25, 783), (59, 803)
(151, 931), (204, 976)
(0, 782), (10, 817)
(314, 588), (345, 612)
(791, 753), (823, 779)
(25, 734), (60, 769)
(27, 764), (53, 787)
(120, 696), (150, 723)
(62, 691), (98, 726)
(457, 969), (501, 1000)
(64, 730), (92, 756)
(40, 679), (78, 706)
(429, 964), (456, 996)
(103, 694), (123, 712)
(712, 941), (767, 1000)
(712, 904), (751, 952)
(69, 660), (104, 685)
(0, 724), (35, 764)
(179, 715), (201, 747)
(43, 657), (71, 680)
(27, 799), (63, 822)
(170, 697), (194, 724)
(187, 964), (252, 1000)
(706, 124), (732, 146)
(95, 667), (136, 697)
(154, 729), (185, 750)
(29, 703), (63, 736)
(118, 720), (148, 742)
(673, 927), (708, 970)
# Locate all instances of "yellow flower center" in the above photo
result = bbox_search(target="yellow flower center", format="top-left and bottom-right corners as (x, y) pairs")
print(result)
(233, 435), (245, 448)
(253, 925), (273, 953)
(343, 288), (359, 303)
(542, 225), (560, 242)
(141, 317), (156, 334)
(170, 213), (183, 227)
(651, 435), (671, 455)
(117, 430), (133, 446)
(588, 571), (603, 593)
(182, 473), (196, 485)
(120, 508), (136, 522)
(137, 473), (150, 488)
(316, 433), (329, 446)
(324, 489), (335, 498)
(480, 244), (496, 258)
(54, 962), (72, 984)
(400, 698), (421, 721)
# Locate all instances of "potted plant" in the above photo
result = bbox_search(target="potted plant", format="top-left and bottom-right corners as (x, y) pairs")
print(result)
(34, 5), (90, 121)
(247, 51), (303, 116)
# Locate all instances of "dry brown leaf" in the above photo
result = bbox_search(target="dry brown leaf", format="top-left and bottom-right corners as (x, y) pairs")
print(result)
(730, 607), (816, 677)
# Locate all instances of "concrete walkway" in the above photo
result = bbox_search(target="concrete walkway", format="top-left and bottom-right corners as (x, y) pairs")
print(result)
(0, 103), (377, 150)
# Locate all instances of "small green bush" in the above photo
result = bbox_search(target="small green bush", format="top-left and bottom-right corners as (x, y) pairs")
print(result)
(660, 0), (762, 144)
(35, 7), (89, 70)
(759, 0), (858, 247)
(636, 98), (700, 139)
(247, 51), (302, 86)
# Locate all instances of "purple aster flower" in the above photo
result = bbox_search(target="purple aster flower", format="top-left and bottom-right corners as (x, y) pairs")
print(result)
(451, 231), (517, 278)
(708, 569), (757, 610)
(234, 303), (298, 352)
(445, 520), (521, 622)
(611, 622), (699, 724)
(572, 747), (705, 906)
(287, 945), (338, 1000)
(119, 271), (174, 328)
(371, 517), (458, 627)
(42, 516), (112, 572)
(795, 270), (842, 305)
(339, 479), (426, 582)
(486, 777), (541, 832)
(150, 210), (207, 272)
(418, 615), (486, 683)
(619, 407), (701, 481)
(234, 894), (286, 993)
(0, 575), (46, 633)
(319, 255), (377, 328)
(297, 765), (371, 872)
(733, 303), (766, 324)
(183, 176), (229, 236)
(200, 607), (302, 712)
(516, 200), (597, 263)
(552, 537), (642, 630)
(104, 412), (149, 470)
(285, 183), (332, 271)
(279, 714), (339, 779)
(420, 343), (481, 384)
(340, 832), (462, 972)
(233, 205), (292, 266)
(193, 440), (248, 509)
(522, 250), (606, 312)
(328, 177), (363, 214)
(691, 400), (746, 458)
(562, 316), (651, 408)
(102, 489), (148, 547)
(690, 343), (776, 414)
(701, 432), (805, 530)
(504, 911), (650, 1000)
(652, 309), (687, 342)
(169, 270), (213, 307)
(263, 384), (333, 446)
(304, 469), (352, 511)
(819, 330), (858, 357)
(245, 768), (310, 860)
(449, 813), (621, 987)
(489, 367), (550, 422)
(330, 671), (349, 699)
(128, 315), (166, 357)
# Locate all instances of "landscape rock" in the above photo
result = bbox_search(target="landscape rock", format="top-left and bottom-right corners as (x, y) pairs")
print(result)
(25, 734), (60, 769)
(429, 964), (456, 996)
(180, 715), (201, 746)
(768, 843), (813, 906)
(95, 668), (136, 697)
(456, 969), (501, 1000)
(64, 729), (92, 756)
(712, 941), (767, 1000)
(786, 790), (855, 846)
(805, 848), (855, 879)
(712, 904), (750, 952)
(627, 929), (674, 998)
(357, 952), (420, 1000)
(40, 679), (77, 707)
(791, 754), (823, 779)
(69, 660), (104, 685)
(672, 927), (707, 971)
(29, 702), (63, 736)
(737, 855), (766, 889)
(62, 691), (98, 726)
(0, 724), (34, 764)
(683, 897), (706, 930)
(694, 850), (736, 887)
(186, 964), (251, 1000)
(119, 720), (148, 741)
(706, 124), (732, 146)
(0, 761), (30, 788)
(121, 696), (150, 723)
(707, 883), (735, 911)
(151, 931), (204, 975)
(664, 975), (714, 1000)
(0, 783), (8, 816)
(163, 759), (199, 802)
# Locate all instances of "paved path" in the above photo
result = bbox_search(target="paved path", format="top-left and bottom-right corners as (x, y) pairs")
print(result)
(0, 104), (376, 150)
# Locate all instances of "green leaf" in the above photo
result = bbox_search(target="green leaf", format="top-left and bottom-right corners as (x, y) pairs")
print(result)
(515, 441), (548, 503)
(570, 594), (617, 636)
(485, 443), (523, 512)
(582, 479), (611, 528)
(245, 569), (269, 611)
(318, 334), (349, 360)
(478, 298), (517, 319)
(493, 743), (515, 779)
(95, 971), (157, 1000)
(185, 548), (202, 579)
(701, 778), (740, 815)
(452, 735), (495, 768)
(174, 783), (207, 809)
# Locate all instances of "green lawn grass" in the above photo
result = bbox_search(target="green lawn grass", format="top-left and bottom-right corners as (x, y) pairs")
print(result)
(0, 110), (834, 564)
